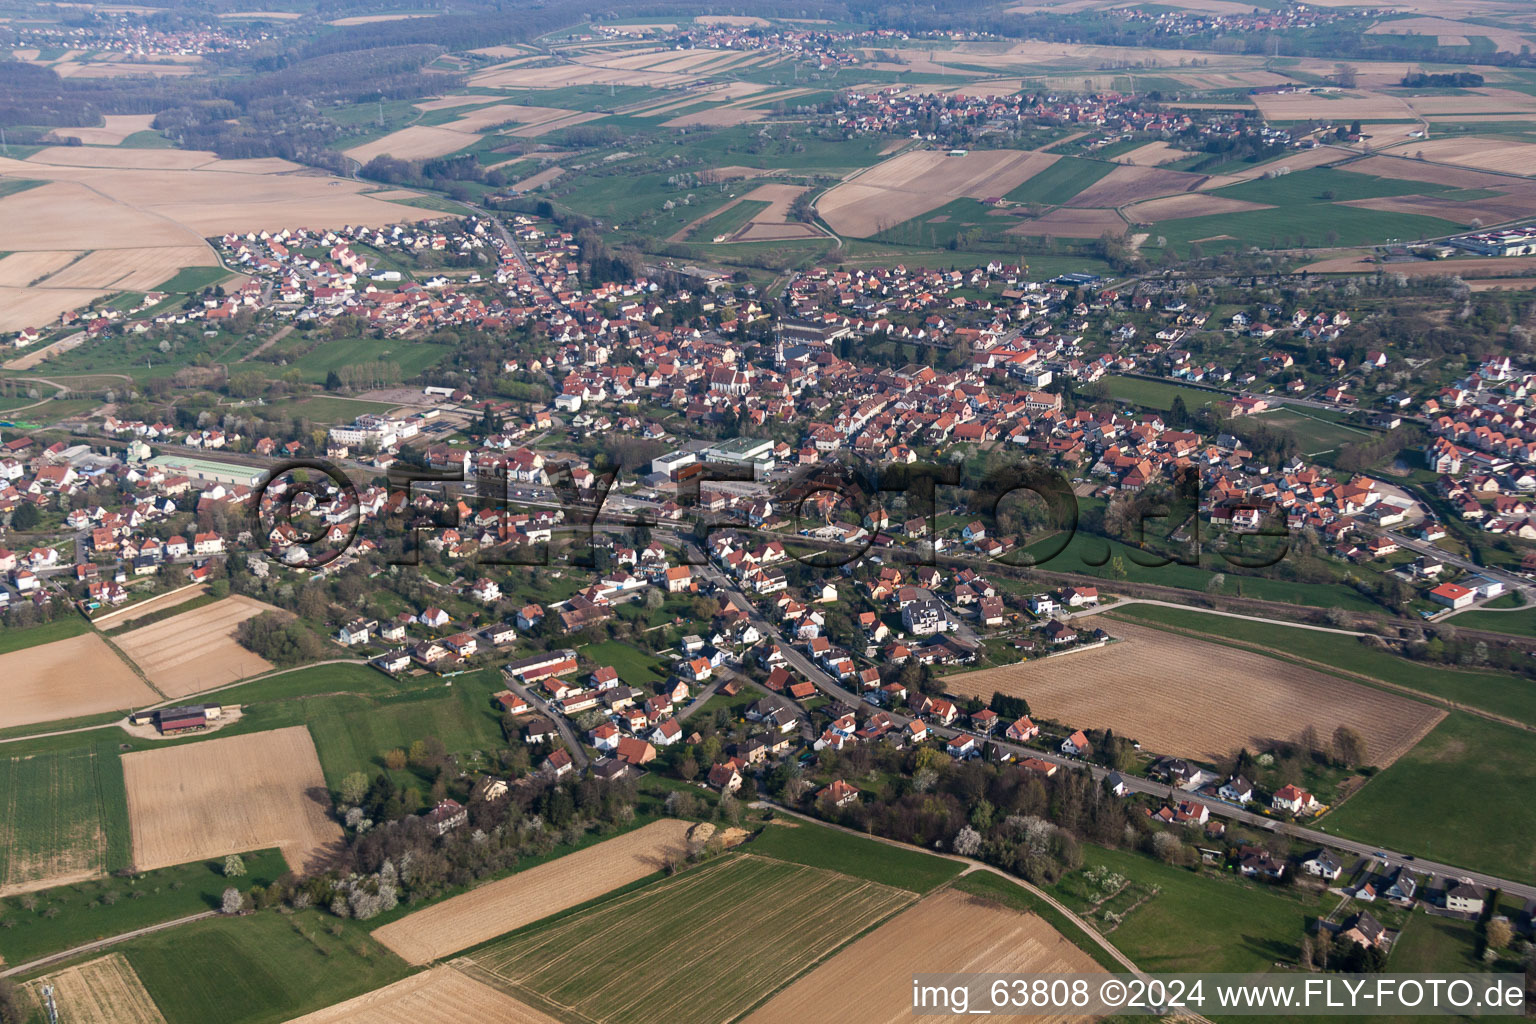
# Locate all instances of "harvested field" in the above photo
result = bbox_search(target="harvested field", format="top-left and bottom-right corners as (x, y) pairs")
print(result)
(1007, 206), (1126, 237)
(46, 113), (156, 145)
(1367, 17), (1533, 52)
(0, 180), (201, 249)
(706, 164), (775, 180)
(462, 854), (913, 1024)
(1115, 141), (1190, 166)
(745, 886), (1104, 1024)
(0, 285), (108, 332)
(696, 14), (769, 25)
(1339, 155), (1514, 189)
(820, 148), (1060, 236)
(1343, 190), (1536, 227)
(1251, 91), (1415, 122)
(55, 61), (199, 78)
(94, 585), (208, 628)
(1304, 252), (1536, 276)
(113, 595), (280, 697)
(328, 12), (435, 25)
(371, 819), (695, 965)
(344, 126), (475, 163)
(944, 620), (1445, 765)
(471, 62), (697, 90)
(0, 632), (155, 731)
(38, 245), (216, 291)
(1065, 165), (1210, 207)
(510, 166), (564, 192)
(285, 967), (558, 1024)
(711, 183), (825, 242)
(1389, 135), (1536, 175)
(122, 725), (342, 872)
(1125, 192), (1272, 222)
(29, 954), (166, 1024)
(662, 107), (763, 128)
(27, 146), (211, 170)
(0, 250), (81, 287)
(506, 110), (605, 138)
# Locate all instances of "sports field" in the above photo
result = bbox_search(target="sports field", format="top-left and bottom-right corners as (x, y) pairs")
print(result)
(463, 854), (914, 1024)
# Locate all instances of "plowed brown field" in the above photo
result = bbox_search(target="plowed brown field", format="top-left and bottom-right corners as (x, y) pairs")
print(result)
(29, 954), (165, 1024)
(371, 818), (694, 965)
(283, 967), (559, 1024)
(0, 632), (155, 731)
(744, 886), (1104, 1024)
(113, 595), (279, 697)
(944, 620), (1444, 765)
(122, 725), (342, 872)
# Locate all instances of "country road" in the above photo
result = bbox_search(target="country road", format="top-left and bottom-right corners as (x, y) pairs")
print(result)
(0, 911), (216, 978)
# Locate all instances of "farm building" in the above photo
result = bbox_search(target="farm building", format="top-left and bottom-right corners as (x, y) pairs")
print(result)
(129, 703), (223, 734)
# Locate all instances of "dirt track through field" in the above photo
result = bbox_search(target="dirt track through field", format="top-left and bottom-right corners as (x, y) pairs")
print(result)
(284, 967), (560, 1024)
(122, 725), (342, 872)
(371, 819), (694, 965)
(744, 886), (1105, 1024)
(29, 954), (166, 1024)
(0, 633), (157, 731)
(944, 620), (1444, 765)
(113, 595), (279, 697)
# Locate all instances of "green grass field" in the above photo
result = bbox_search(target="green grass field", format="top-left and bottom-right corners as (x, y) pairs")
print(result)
(0, 616), (87, 656)
(1450, 605), (1536, 638)
(1046, 845), (1322, 973)
(286, 337), (451, 383)
(153, 266), (233, 293)
(0, 747), (127, 890)
(1104, 375), (1223, 412)
(464, 854), (914, 1024)
(125, 909), (408, 1024)
(1319, 713), (1536, 882)
(1252, 407), (1372, 453)
(0, 849), (288, 966)
(581, 639), (671, 687)
(1387, 911), (1483, 972)
(256, 396), (399, 423)
(1108, 604), (1536, 726)
(1006, 156), (1116, 205)
(748, 819), (963, 893)
(688, 198), (770, 242)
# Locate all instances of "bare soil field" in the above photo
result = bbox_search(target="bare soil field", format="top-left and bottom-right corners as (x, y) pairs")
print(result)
(944, 620), (1445, 765)
(1220, 146), (1353, 180)
(1116, 141), (1190, 166)
(1367, 16), (1532, 52)
(29, 954), (166, 1024)
(506, 110), (605, 138)
(55, 61), (199, 78)
(113, 595), (279, 697)
(1304, 252), (1536, 276)
(820, 148), (1059, 235)
(40, 244), (216, 291)
(1343, 190), (1536, 227)
(1340, 155), (1514, 189)
(510, 166), (564, 192)
(1387, 135), (1536, 175)
(345, 126), (475, 163)
(0, 632), (156, 731)
(0, 285), (108, 332)
(46, 113), (157, 145)
(1251, 91), (1416, 122)
(93, 584), (208, 629)
(696, 14), (769, 25)
(371, 818), (694, 965)
(0, 250), (81, 287)
(328, 12), (435, 25)
(745, 886), (1104, 1024)
(28, 145), (212, 170)
(663, 107), (763, 128)
(122, 725), (343, 872)
(1066, 165), (1209, 207)
(1125, 192), (1272, 222)
(286, 967), (559, 1024)
(471, 61), (697, 90)
(1007, 206), (1126, 237)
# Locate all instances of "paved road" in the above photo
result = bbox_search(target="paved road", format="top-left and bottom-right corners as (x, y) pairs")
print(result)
(501, 674), (589, 769)
(693, 544), (1536, 901)
(0, 911), (216, 978)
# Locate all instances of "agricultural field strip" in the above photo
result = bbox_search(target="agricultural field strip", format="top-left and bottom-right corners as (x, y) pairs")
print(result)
(944, 620), (1445, 766)
(28, 953), (166, 1024)
(466, 854), (915, 1024)
(282, 966), (559, 1024)
(0, 748), (110, 893)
